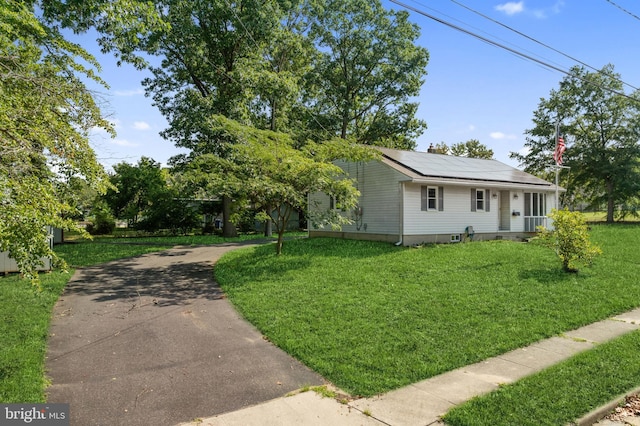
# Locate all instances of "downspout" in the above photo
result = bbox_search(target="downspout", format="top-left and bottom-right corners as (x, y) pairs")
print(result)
(395, 181), (404, 246)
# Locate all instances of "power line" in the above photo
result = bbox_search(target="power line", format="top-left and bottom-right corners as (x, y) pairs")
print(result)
(448, 0), (639, 92)
(388, 0), (640, 103)
(604, 0), (640, 22)
(389, 1), (570, 73)
(399, 0), (567, 74)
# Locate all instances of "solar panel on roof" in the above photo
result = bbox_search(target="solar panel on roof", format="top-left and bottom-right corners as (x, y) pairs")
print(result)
(378, 147), (551, 186)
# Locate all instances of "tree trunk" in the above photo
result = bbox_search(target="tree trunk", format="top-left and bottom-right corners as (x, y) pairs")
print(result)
(222, 195), (237, 237)
(341, 117), (348, 139)
(606, 179), (615, 223)
(276, 231), (284, 255)
(264, 218), (272, 237)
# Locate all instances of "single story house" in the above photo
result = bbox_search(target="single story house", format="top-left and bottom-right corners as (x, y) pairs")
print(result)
(309, 147), (563, 245)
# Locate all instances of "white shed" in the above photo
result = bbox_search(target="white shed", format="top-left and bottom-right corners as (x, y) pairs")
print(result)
(309, 147), (562, 245)
(1, 227), (53, 274)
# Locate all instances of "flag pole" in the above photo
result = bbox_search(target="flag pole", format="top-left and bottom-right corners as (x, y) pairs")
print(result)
(555, 122), (559, 210)
(556, 164), (560, 210)
(553, 123), (569, 211)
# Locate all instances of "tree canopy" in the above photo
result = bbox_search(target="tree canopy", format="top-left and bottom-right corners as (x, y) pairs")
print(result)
(103, 157), (167, 225)
(305, 0), (429, 148)
(44, 0), (430, 236)
(511, 65), (640, 222)
(1, 1), (111, 283)
(431, 140), (494, 159)
(450, 139), (494, 159)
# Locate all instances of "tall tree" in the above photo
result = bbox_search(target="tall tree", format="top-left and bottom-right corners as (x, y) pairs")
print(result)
(511, 65), (640, 223)
(253, 3), (314, 135)
(0, 1), (111, 283)
(47, 0), (309, 236)
(145, 1), (290, 237)
(250, 3), (315, 236)
(306, 0), (429, 148)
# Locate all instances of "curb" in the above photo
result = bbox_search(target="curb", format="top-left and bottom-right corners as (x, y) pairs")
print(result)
(574, 386), (640, 425)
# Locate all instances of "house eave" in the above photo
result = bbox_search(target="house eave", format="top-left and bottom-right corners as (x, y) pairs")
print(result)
(401, 176), (565, 192)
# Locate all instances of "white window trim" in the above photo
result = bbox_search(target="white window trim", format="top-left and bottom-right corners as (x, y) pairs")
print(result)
(421, 186), (444, 212)
(471, 188), (490, 212)
(476, 189), (485, 211)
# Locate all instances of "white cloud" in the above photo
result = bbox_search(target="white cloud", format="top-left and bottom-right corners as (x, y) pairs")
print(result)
(496, 1), (564, 19)
(495, 1), (524, 15)
(490, 131), (517, 140)
(133, 121), (151, 130)
(114, 88), (145, 97)
(111, 139), (139, 147)
(468, 124), (476, 131)
(551, 0), (565, 14)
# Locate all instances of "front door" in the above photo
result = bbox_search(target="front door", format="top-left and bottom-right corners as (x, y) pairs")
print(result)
(499, 190), (511, 231)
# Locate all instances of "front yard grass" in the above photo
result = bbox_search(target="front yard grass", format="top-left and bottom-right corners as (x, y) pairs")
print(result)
(0, 272), (70, 402)
(443, 329), (640, 426)
(215, 225), (640, 398)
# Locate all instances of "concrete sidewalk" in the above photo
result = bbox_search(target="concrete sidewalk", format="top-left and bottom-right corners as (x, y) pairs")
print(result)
(183, 307), (640, 426)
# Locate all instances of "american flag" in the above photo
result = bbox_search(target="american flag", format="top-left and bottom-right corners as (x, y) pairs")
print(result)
(553, 133), (566, 165)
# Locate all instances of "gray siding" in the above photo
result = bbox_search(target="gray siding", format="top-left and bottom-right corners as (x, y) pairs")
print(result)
(308, 160), (405, 237)
(340, 161), (404, 236)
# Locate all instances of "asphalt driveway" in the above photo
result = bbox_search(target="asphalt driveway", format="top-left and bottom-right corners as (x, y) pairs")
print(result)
(46, 242), (323, 426)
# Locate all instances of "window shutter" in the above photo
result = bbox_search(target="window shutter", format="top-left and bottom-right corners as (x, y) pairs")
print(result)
(485, 189), (491, 212)
(421, 187), (427, 211)
(438, 186), (444, 211)
(471, 188), (476, 212)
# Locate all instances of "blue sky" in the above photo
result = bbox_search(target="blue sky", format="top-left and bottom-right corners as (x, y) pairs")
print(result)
(74, 0), (640, 171)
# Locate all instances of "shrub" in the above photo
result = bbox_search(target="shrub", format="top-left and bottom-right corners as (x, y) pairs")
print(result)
(535, 209), (602, 272)
(87, 201), (116, 235)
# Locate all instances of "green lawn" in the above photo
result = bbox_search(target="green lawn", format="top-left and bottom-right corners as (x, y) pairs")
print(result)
(443, 329), (640, 426)
(215, 224), (640, 397)
(0, 271), (70, 402)
(582, 211), (640, 222)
